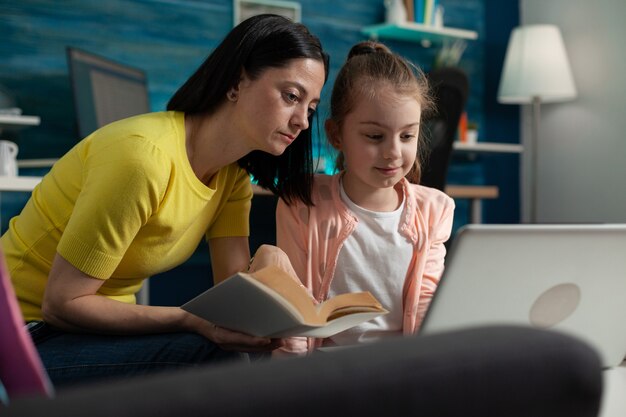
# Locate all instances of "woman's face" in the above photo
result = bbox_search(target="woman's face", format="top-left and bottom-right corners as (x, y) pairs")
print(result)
(233, 58), (326, 156)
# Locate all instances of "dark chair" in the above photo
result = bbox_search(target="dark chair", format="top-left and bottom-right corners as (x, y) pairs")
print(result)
(420, 67), (470, 191)
(4, 326), (602, 417)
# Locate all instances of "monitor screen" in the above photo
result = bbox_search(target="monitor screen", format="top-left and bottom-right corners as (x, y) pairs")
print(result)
(67, 47), (150, 139)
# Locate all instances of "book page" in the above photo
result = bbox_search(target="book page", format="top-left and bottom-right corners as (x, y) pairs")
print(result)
(249, 266), (324, 325)
(181, 274), (307, 337)
(181, 267), (388, 338)
(298, 312), (388, 338)
(317, 292), (387, 323)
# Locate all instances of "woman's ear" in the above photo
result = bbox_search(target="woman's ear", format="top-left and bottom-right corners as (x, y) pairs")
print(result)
(325, 119), (341, 150)
(226, 86), (239, 102)
(227, 72), (247, 101)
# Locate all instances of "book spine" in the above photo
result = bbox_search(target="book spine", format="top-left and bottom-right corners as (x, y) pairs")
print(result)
(403, 0), (414, 22)
(414, 0), (425, 24)
(424, 0), (434, 26)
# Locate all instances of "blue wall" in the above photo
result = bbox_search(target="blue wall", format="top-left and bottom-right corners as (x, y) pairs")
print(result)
(0, 0), (519, 302)
(1, 0), (487, 156)
(481, 0), (520, 224)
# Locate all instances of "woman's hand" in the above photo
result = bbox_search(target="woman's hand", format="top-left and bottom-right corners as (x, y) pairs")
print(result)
(181, 310), (283, 352)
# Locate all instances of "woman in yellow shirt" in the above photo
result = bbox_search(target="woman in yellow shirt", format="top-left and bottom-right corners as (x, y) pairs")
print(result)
(1, 14), (328, 387)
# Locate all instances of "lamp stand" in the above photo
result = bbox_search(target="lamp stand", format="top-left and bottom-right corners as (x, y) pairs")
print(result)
(529, 96), (541, 223)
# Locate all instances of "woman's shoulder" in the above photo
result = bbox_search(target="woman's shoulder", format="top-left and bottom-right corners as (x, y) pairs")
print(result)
(88, 111), (178, 146)
(72, 113), (174, 184)
(85, 112), (177, 158)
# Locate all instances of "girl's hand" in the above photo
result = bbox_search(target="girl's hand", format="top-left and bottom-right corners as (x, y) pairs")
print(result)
(249, 244), (299, 279)
(181, 310), (283, 352)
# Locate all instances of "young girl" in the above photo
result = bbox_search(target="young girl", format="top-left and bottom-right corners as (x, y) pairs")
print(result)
(275, 41), (454, 355)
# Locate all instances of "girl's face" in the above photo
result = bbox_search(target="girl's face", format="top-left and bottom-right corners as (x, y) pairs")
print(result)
(329, 85), (421, 209)
(234, 58), (325, 156)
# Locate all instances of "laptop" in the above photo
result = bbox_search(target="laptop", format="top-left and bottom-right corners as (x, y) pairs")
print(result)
(420, 224), (626, 368)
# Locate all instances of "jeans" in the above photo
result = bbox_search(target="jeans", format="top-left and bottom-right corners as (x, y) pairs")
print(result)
(27, 321), (245, 388)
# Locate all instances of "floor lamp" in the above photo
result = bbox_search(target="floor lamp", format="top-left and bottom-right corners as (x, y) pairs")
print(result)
(497, 25), (577, 223)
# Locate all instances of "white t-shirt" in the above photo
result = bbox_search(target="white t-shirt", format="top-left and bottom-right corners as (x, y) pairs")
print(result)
(325, 182), (413, 347)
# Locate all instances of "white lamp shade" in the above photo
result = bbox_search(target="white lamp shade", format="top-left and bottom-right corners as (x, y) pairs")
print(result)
(498, 25), (577, 104)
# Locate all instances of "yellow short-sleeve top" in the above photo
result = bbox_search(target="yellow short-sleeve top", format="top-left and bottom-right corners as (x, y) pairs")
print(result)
(1, 111), (252, 321)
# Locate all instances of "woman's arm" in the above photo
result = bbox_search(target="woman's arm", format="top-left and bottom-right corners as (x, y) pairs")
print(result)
(209, 237), (301, 282)
(42, 253), (277, 351)
(208, 236), (251, 284)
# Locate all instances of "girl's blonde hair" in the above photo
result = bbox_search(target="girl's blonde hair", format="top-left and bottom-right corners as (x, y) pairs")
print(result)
(329, 41), (433, 183)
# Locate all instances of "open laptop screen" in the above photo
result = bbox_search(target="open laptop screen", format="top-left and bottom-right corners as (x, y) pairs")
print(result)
(67, 47), (150, 139)
(420, 224), (626, 368)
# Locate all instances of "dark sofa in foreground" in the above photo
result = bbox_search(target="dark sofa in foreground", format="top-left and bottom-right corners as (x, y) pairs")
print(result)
(4, 326), (602, 417)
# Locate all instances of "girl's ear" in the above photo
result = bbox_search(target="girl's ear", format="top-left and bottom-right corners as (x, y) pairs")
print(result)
(325, 119), (342, 150)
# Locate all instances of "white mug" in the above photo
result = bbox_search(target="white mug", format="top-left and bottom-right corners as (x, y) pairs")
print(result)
(0, 140), (18, 177)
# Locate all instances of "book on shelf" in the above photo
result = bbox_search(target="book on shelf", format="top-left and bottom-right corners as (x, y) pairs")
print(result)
(423, 0), (435, 26)
(414, 0), (425, 23)
(403, 0), (414, 22)
(181, 265), (388, 338)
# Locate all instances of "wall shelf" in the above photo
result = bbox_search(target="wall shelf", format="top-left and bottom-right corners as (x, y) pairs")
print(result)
(0, 175), (42, 192)
(453, 142), (523, 154)
(0, 114), (41, 127)
(0, 114), (41, 135)
(361, 22), (478, 44)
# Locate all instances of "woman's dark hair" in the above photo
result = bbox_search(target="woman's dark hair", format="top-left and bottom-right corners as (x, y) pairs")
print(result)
(167, 14), (329, 205)
(329, 41), (432, 184)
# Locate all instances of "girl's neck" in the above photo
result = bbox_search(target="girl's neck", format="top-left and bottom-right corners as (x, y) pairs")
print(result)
(341, 174), (403, 212)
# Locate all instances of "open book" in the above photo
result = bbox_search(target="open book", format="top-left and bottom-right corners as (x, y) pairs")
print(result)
(181, 266), (388, 338)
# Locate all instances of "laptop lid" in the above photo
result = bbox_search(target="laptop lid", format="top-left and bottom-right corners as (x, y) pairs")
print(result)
(420, 224), (626, 368)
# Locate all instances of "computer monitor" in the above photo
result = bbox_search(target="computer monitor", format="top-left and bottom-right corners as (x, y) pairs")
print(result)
(67, 47), (150, 139)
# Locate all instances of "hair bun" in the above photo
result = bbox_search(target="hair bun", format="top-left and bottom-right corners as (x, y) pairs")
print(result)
(347, 41), (391, 60)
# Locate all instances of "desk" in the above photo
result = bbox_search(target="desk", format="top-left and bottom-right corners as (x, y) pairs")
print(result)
(1, 179), (498, 219)
(450, 142), (514, 222)
(0, 178), (497, 307)
(446, 185), (499, 224)
(252, 184), (499, 224)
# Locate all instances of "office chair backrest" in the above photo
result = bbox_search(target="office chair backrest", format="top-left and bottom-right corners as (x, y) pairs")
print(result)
(420, 67), (469, 191)
(67, 47), (150, 140)
(0, 248), (54, 403)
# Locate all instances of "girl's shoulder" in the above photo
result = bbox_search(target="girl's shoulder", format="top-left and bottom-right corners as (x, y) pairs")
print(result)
(405, 182), (455, 210)
(310, 174), (340, 203)
(279, 174), (340, 213)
